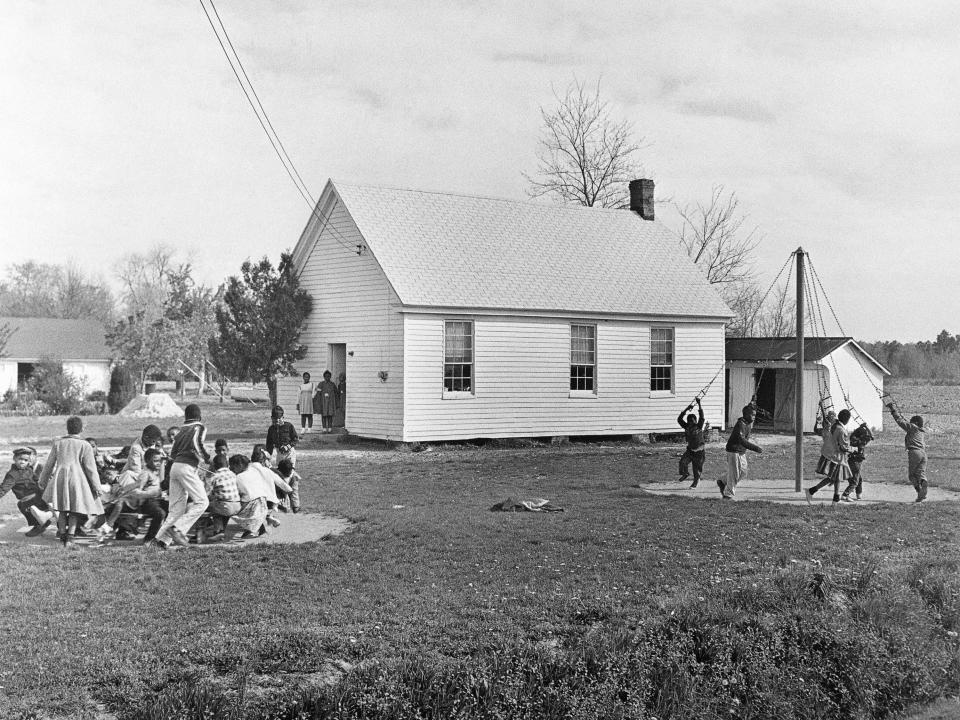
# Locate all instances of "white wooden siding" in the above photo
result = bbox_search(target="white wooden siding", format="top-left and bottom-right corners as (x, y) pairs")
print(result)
(402, 315), (726, 441)
(822, 347), (886, 430)
(279, 198), (404, 439)
(726, 366), (755, 425)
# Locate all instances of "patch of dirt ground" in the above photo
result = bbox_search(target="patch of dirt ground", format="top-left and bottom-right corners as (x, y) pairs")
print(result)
(0, 491), (352, 549)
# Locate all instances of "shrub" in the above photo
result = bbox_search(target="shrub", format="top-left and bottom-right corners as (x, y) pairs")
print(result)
(108, 364), (137, 414)
(27, 359), (86, 415)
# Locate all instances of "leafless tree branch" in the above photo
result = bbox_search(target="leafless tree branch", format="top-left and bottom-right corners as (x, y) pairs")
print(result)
(524, 78), (645, 208)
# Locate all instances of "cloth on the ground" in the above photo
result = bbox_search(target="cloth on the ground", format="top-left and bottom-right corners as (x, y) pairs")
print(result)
(489, 497), (564, 512)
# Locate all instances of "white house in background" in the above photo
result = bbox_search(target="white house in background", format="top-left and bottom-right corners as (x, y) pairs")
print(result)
(279, 179), (733, 442)
(0, 317), (112, 396)
(725, 337), (890, 432)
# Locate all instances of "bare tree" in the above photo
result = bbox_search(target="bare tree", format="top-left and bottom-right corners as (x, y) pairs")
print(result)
(524, 78), (644, 208)
(114, 244), (178, 321)
(676, 186), (761, 288)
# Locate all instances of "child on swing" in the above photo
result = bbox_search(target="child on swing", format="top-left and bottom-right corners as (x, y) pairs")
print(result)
(805, 409), (852, 505)
(676, 397), (706, 488)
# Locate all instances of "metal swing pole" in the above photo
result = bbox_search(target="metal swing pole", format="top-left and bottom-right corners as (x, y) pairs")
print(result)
(795, 248), (805, 492)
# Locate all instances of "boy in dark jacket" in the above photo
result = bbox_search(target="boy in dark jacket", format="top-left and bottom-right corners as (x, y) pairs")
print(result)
(0, 447), (54, 536)
(722, 404), (762, 499)
(677, 397), (706, 488)
(266, 405), (299, 468)
(152, 404), (210, 548)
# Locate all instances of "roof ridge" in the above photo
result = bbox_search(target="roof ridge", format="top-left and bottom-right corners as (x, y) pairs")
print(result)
(331, 179), (653, 217)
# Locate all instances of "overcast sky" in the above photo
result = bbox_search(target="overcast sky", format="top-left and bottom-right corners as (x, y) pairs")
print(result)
(2, 1), (957, 341)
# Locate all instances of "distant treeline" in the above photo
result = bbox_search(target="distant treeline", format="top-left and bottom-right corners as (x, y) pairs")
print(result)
(860, 331), (960, 381)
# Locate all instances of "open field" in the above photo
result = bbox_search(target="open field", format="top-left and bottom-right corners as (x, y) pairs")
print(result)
(1, 382), (960, 718)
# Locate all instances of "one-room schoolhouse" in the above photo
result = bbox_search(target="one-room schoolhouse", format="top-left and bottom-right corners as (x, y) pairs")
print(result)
(280, 179), (732, 442)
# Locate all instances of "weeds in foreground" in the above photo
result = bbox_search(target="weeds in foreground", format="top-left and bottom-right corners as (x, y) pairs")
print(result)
(123, 562), (960, 720)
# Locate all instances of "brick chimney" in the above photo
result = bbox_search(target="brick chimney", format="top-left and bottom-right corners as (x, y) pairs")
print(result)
(628, 179), (655, 220)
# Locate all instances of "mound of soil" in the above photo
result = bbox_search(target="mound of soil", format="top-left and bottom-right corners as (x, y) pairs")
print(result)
(117, 393), (183, 418)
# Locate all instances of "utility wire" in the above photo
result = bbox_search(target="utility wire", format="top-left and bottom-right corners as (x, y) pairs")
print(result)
(206, 0), (314, 205)
(198, 0), (360, 254)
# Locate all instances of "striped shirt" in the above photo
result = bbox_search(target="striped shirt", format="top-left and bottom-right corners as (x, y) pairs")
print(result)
(170, 421), (210, 468)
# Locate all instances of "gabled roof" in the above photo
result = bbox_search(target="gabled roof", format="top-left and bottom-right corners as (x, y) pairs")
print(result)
(298, 181), (732, 318)
(726, 336), (890, 375)
(0, 317), (110, 361)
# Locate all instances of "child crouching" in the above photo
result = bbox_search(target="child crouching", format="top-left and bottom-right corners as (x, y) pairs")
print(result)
(202, 454), (242, 542)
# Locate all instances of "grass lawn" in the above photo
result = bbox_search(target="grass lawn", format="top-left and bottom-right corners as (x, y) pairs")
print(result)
(1, 383), (960, 719)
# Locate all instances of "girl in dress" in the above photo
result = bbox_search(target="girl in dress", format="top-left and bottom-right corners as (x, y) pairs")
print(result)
(296, 372), (316, 435)
(39, 416), (103, 548)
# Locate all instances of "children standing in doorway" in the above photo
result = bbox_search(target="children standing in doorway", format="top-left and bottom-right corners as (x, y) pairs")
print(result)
(316, 370), (341, 433)
(297, 372), (316, 434)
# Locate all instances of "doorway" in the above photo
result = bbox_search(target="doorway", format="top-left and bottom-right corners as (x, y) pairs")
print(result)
(328, 344), (346, 428)
(754, 368), (776, 427)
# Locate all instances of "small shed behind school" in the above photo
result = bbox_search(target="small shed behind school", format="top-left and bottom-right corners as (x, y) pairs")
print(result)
(0, 317), (112, 396)
(725, 337), (890, 432)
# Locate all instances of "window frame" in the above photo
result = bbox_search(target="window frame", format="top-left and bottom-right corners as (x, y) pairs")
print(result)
(442, 319), (475, 398)
(649, 326), (675, 396)
(569, 322), (598, 398)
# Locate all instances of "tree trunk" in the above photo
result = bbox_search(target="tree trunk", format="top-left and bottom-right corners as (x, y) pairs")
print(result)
(198, 362), (207, 396)
(267, 375), (278, 409)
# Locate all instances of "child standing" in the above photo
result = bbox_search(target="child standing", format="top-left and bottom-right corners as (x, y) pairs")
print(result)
(0, 447), (54, 536)
(676, 397), (706, 488)
(297, 372), (316, 434)
(39, 416), (103, 547)
(722, 404), (762, 499)
(214, 439), (229, 463)
(152, 404), (210, 548)
(315, 370), (341, 434)
(266, 405), (299, 469)
(888, 401), (927, 502)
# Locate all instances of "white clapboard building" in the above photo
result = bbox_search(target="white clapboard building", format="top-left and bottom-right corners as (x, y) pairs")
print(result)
(725, 337), (890, 432)
(0, 316), (112, 396)
(279, 179), (732, 442)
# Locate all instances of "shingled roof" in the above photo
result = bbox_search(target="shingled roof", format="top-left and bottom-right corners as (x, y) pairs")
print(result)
(305, 181), (732, 318)
(726, 336), (890, 374)
(0, 317), (110, 361)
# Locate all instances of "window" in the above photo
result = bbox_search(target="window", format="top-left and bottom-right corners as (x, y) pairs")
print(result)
(444, 320), (473, 393)
(650, 327), (674, 393)
(570, 324), (596, 393)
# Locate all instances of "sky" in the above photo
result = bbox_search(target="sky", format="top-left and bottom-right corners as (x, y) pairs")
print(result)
(2, 0), (958, 342)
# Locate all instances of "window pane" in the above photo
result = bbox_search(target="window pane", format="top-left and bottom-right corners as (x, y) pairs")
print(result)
(650, 328), (674, 392)
(570, 324), (596, 392)
(444, 321), (474, 392)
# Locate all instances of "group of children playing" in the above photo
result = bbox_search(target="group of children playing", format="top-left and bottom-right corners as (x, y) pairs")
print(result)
(0, 403), (306, 549)
(675, 395), (928, 503)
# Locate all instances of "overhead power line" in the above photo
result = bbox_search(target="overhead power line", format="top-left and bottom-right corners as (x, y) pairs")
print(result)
(198, 0), (357, 253)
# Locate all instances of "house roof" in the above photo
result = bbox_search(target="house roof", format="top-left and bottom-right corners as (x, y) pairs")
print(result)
(301, 181), (732, 319)
(726, 336), (890, 375)
(0, 317), (111, 361)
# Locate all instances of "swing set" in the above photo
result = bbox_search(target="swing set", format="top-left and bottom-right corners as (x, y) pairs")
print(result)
(679, 248), (895, 492)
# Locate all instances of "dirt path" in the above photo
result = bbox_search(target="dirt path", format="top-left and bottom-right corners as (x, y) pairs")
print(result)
(640, 475), (960, 505)
(0, 492), (352, 549)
